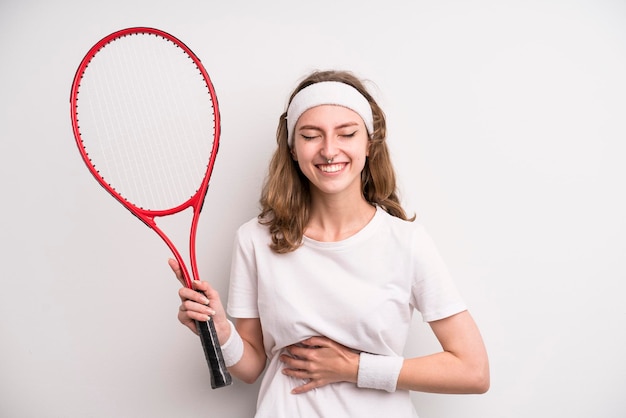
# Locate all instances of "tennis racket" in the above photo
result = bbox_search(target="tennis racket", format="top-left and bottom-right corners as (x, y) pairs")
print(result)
(70, 27), (232, 389)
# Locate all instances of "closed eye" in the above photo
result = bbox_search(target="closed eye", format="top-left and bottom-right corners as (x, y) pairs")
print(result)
(340, 131), (357, 138)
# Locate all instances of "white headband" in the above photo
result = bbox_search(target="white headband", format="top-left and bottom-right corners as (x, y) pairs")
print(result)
(286, 81), (374, 146)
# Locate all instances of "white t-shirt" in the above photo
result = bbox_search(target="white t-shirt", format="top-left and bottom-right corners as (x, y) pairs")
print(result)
(227, 206), (466, 418)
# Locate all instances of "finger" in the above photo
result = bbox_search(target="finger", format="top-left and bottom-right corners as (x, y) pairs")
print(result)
(300, 336), (329, 348)
(178, 315), (200, 335)
(181, 299), (215, 316)
(287, 344), (321, 360)
(282, 367), (311, 379)
(284, 346), (307, 361)
(192, 281), (226, 312)
(178, 287), (210, 305)
(280, 354), (309, 369)
(168, 258), (187, 286)
(289, 379), (319, 395)
(180, 300), (215, 321)
(179, 307), (214, 323)
(177, 311), (200, 335)
(191, 280), (212, 297)
(191, 279), (218, 298)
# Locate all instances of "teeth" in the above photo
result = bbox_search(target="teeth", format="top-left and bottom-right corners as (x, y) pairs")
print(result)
(320, 163), (344, 173)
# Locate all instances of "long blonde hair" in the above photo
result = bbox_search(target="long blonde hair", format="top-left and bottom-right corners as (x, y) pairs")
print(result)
(259, 70), (413, 253)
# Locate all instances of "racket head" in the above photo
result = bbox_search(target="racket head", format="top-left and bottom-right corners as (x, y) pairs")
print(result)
(70, 27), (220, 217)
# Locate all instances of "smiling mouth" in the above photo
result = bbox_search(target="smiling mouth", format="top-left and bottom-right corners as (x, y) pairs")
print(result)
(318, 163), (346, 173)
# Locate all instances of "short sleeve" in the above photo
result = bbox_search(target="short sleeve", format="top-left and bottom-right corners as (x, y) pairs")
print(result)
(409, 225), (467, 322)
(226, 222), (261, 319)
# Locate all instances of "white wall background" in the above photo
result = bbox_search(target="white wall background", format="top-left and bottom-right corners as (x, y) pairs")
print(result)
(1, 0), (625, 417)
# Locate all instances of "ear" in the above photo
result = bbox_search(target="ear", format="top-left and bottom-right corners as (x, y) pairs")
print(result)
(290, 147), (298, 161)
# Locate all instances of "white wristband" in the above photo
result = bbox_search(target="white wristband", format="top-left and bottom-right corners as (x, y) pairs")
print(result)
(357, 352), (404, 392)
(220, 320), (244, 367)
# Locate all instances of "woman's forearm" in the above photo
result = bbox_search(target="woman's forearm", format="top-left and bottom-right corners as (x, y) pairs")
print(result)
(227, 318), (267, 384)
(397, 311), (490, 394)
(397, 350), (490, 393)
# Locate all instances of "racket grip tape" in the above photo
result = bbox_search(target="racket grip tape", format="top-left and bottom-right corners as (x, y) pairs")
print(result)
(195, 319), (233, 389)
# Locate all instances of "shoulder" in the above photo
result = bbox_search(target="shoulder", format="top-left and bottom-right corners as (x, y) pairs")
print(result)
(376, 209), (443, 257)
(377, 207), (427, 237)
(237, 215), (266, 234)
(235, 215), (271, 246)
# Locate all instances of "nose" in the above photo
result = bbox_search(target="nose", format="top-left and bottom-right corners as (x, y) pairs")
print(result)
(320, 136), (338, 160)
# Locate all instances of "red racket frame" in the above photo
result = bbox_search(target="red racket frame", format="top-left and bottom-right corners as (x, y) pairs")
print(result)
(70, 27), (220, 291)
(69, 27), (231, 389)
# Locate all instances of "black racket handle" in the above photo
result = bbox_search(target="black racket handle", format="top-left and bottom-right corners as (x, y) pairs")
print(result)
(195, 319), (233, 389)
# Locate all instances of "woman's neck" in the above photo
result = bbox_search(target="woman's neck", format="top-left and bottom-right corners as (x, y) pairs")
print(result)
(305, 193), (376, 242)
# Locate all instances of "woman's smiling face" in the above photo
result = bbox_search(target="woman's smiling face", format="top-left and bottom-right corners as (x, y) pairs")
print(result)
(291, 104), (370, 198)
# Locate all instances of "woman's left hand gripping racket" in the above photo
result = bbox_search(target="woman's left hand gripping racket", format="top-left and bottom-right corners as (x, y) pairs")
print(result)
(70, 27), (232, 389)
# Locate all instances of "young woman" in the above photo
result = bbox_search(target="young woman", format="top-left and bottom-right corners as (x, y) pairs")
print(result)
(172, 70), (489, 417)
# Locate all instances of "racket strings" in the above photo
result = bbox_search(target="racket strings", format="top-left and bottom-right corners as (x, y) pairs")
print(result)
(77, 33), (216, 211)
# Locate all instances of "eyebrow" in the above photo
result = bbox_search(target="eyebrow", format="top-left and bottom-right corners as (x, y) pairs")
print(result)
(298, 121), (360, 131)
